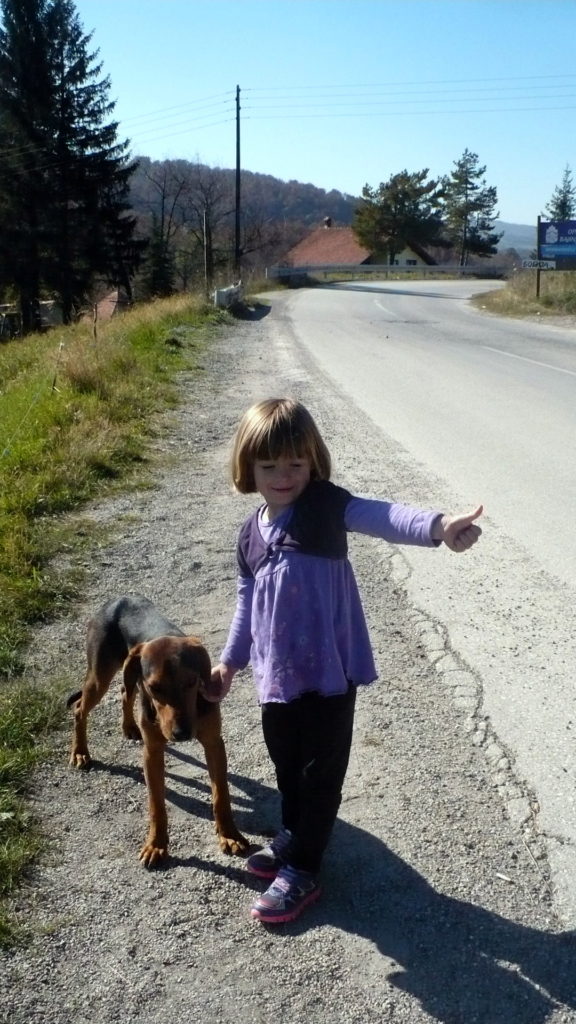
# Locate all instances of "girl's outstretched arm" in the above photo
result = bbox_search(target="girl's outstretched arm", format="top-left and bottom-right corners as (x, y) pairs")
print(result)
(432, 505), (483, 552)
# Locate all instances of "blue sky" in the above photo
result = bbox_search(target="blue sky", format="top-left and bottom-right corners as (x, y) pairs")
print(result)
(73, 0), (576, 226)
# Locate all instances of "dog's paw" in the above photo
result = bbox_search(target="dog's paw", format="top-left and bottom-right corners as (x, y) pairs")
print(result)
(69, 751), (91, 769)
(218, 831), (250, 856)
(139, 840), (168, 868)
(122, 722), (142, 742)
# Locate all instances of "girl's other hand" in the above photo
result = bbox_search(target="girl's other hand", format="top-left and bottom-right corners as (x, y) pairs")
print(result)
(435, 505), (483, 552)
(202, 663), (236, 702)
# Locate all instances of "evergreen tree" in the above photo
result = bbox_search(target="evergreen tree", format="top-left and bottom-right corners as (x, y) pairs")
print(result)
(353, 169), (445, 265)
(544, 165), (575, 221)
(441, 149), (501, 266)
(141, 215), (176, 299)
(41, 0), (142, 322)
(0, 0), (52, 330)
(0, 0), (142, 329)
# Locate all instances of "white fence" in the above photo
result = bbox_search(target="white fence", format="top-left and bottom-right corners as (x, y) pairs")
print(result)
(266, 263), (505, 278)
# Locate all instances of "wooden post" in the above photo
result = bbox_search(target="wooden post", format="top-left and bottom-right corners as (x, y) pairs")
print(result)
(234, 85), (241, 279)
(204, 207), (209, 299)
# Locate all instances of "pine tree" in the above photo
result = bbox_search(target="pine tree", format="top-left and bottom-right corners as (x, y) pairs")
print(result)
(353, 169), (445, 265)
(441, 149), (501, 266)
(544, 165), (575, 222)
(141, 215), (176, 299)
(0, 0), (143, 329)
(0, 0), (52, 330)
(41, 0), (143, 322)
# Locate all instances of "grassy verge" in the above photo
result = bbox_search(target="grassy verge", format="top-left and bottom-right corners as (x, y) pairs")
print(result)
(0, 292), (230, 944)
(472, 268), (576, 317)
(0, 679), (66, 945)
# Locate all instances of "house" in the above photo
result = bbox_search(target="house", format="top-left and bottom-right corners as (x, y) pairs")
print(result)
(285, 220), (372, 267)
(283, 218), (436, 270)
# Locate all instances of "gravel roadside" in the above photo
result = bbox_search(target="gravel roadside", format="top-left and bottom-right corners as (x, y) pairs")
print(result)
(2, 294), (576, 1024)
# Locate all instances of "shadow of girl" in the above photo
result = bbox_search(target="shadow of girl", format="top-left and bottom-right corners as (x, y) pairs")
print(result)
(159, 753), (576, 1019)
(318, 819), (576, 1023)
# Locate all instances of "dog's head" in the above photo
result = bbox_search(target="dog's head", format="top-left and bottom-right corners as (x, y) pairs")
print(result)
(122, 635), (211, 743)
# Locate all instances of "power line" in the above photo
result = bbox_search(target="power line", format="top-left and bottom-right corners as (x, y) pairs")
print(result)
(127, 113), (235, 144)
(242, 89), (576, 106)
(243, 72), (576, 91)
(115, 75), (576, 147)
(0, 72), (572, 174)
(246, 89), (576, 102)
(243, 103), (576, 120)
(119, 91), (234, 126)
(0, 105), (234, 172)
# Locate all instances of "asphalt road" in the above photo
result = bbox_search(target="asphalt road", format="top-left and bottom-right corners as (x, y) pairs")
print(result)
(280, 279), (576, 925)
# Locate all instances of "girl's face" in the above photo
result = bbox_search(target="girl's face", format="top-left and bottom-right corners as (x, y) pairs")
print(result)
(253, 455), (311, 519)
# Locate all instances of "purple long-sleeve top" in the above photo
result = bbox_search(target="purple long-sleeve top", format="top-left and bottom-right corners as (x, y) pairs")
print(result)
(220, 481), (441, 704)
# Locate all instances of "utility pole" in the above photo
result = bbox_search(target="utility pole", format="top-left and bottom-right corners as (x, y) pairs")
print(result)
(203, 206), (209, 298)
(234, 85), (241, 280)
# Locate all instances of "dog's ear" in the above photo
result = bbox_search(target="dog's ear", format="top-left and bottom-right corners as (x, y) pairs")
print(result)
(182, 640), (212, 689)
(123, 644), (144, 696)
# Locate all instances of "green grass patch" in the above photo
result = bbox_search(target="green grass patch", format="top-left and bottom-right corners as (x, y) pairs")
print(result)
(0, 291), (231, 944)
(0, 294), (227, 674)
(0, 677), (67, 945)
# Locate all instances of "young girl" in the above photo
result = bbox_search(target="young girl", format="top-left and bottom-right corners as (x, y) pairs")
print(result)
(209, 397), (482, 924)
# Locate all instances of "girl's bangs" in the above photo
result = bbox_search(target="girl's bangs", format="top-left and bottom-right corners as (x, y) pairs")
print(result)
(254, 422), (308, 461)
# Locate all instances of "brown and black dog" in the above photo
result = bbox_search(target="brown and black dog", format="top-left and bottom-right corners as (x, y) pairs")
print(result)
(67, 595), (249, 867)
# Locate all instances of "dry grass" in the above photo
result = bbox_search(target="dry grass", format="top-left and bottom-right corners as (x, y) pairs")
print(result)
(473, 269), (576, 317)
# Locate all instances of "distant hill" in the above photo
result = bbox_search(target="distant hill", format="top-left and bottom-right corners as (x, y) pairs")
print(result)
(495, 221), (536, 254)
(129, 158), (357, 228)
(128, 158), (537, 266)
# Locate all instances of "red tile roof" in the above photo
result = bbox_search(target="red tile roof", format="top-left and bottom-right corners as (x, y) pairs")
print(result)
(284, 226), (371, 266)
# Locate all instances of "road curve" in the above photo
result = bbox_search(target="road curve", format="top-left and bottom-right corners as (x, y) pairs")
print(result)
(281, 279), (576, 925)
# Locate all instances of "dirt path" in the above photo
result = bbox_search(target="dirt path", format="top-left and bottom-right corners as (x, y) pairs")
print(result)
(3, 297), (576, 1024)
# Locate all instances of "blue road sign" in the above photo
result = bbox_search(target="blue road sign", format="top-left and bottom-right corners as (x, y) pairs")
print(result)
(539, 220), (576, 259)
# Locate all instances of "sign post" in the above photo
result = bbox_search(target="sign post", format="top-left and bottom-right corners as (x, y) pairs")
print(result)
(528, 222), (558, 296)
(536, 216), (576, 296)
(533, 216), (576, 298)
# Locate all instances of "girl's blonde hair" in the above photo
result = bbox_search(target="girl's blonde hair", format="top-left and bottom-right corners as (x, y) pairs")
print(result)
(231, 398), (331, 493)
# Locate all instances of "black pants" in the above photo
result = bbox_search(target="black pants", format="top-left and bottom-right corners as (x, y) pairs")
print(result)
(261, 685), (357, 874)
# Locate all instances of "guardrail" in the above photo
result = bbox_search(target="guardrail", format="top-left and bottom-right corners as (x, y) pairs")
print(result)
(266, 263), (505, 278)
(213, 282), (243, 308)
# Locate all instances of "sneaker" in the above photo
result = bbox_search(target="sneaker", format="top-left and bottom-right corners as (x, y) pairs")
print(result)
(250, 865), (321, 924)
(246, 827), (293, 879)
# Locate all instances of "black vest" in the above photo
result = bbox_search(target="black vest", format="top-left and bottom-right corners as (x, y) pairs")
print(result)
(237, 479), (352, 578)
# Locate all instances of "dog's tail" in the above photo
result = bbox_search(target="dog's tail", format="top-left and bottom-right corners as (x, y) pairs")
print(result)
(67, 690), (82, 709)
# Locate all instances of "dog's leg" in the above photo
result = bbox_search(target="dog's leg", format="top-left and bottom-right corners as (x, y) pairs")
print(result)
(197, 706), (249, 856)
(139, 725), (169, 867)
(69, 613), (131, 768)
(121, 669), (142, 742)
(69, 665), (115, 769)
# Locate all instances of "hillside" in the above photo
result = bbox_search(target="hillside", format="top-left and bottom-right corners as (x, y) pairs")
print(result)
(495, 221), (536, 254)
(129, 158), (357, 228)
(128, 158), (535, 265)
